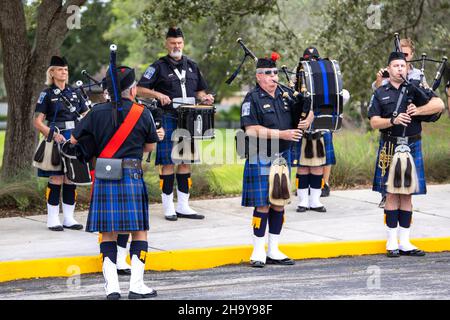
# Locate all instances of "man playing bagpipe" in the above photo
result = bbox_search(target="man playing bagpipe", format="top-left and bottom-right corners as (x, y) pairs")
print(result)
(368, 51), (444, 258)
(240, 53), (308, 267)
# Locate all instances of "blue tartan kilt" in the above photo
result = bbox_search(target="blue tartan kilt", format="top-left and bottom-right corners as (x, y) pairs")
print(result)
(37, 129), (72, 177)
(242, 150), (291, 208)
(372, 138), (426, 195)
(290, 131), (336, 167)
(86, 165), (149, 233)
(155, 113), (177, 166)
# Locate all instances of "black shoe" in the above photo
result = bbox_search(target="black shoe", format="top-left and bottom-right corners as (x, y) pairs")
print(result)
(63, 224), (83, 230)
(296, 206), (308, 213)
(165, 215), (178, 221)
(250, 260), (265, 268)
(117, 269), (131, 275)
(106, 292), (121, 300)
(48, 225), (64, 231)
(399, 249), (426, 256)
(266, 257), (295, 265)
(176, 212), (205, 219)
(128, 289), (157, 299)
(310, 206), (326, 212)
(386, 249), (400, 257)
(378, 195), (386, 208)
(321, 184), (330, 197)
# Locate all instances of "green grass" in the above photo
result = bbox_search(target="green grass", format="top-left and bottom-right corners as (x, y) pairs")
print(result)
(1, 116), (449, 210)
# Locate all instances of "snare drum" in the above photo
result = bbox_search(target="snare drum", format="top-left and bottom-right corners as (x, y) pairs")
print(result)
(296, 59), (344, 131)
(177, 104), (215, 139)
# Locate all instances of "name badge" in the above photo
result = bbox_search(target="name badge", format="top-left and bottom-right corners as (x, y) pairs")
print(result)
(263, 104), (271, 109)
(65, 121), (75, 130)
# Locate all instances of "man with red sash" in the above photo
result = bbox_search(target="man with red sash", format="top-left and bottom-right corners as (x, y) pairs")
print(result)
(71, 66), (164, 300)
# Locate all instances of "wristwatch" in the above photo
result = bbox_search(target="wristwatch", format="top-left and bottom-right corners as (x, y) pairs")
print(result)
(390, 116), (396, 125)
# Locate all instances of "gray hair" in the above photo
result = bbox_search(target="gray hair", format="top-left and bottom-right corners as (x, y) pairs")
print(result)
(121, 81), (137, 98)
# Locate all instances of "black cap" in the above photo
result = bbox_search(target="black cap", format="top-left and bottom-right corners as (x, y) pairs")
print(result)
(256, 52), (280, 68)
(302, 47), (320, 60)
(105, 66), (136, 93)
(388, 51), (406, 64)
(49, 56), (68, 67)
(166, 27), (184, 38)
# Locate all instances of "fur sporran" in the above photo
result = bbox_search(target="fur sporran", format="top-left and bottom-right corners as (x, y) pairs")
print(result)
(32, 129), (62, 171)
(386, 144), (418, 195)
(269, 157), (291, 206)
(299, 133), (326, 167)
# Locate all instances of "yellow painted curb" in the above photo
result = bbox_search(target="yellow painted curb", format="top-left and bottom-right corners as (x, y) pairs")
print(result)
(0, 237), (449, 283)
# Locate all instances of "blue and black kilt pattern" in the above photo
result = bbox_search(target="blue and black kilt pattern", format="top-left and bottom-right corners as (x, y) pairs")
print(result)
(86, 165), (149, 233)
(290, 131), (336, 167)
(37, 129), (72, 177)
(155, 113), (177, 165)
(242, 151), (291, 207)
(372, 138), (426, 195)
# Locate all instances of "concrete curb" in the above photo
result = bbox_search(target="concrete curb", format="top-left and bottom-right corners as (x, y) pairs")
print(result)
(1, 237), (449, 283)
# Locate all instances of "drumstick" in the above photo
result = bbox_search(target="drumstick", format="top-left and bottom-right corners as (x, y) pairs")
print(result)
(198, 93), (216, 104)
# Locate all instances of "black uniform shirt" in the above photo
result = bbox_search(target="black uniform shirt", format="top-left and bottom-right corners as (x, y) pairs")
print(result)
(367, 81), (436, 136)
(35, 84), (89, 123)
(72, 98), (159, 160)
(241, 84), (295, 153)
(137, 55), (208, 110)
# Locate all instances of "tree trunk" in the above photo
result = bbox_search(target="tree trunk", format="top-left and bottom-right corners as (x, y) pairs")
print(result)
(0, 0), (86, 180)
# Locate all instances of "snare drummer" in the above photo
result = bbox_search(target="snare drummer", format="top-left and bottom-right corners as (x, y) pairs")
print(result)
(137, 27), (213, 221)
(33, 56), (89, 231)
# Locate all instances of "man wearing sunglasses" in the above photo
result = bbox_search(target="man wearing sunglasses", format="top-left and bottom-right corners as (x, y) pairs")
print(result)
(240, 53), (307, 268)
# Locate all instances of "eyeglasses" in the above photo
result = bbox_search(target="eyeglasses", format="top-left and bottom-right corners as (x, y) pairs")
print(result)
(256, 69), (279, 75)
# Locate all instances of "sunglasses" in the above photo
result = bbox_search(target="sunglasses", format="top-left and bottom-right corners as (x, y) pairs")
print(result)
(257, 69), (279, 75)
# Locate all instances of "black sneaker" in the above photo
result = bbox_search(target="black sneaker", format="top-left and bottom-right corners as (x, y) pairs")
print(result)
(321, 184), (330, 197)
(378, 195), (386, 208)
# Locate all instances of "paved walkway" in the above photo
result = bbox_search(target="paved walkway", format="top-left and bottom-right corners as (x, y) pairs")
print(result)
(1, 185), (449, 262)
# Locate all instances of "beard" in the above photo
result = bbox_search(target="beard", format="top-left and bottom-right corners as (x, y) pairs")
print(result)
(169, 49), (183, 59)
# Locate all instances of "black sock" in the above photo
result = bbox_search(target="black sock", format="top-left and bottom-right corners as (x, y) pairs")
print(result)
(46, 183), (61, 206)
(297, 174), (309, 189)
(100, 241), (117, 263)
(385, 209), (399, 228)
(398, 210), (412, 228)
(176, 173), (191, 194)
(62, 184), (76, 205)
(116, 234), (129, 248)
(309, 174), (323, 189)
(252, 209), (268, 237)
(130, 241), (148, 264)
(160, 174), (175, 195)
(268, 207), (284, 235)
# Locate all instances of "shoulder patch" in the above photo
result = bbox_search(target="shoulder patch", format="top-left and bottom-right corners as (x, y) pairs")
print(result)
(37, 92), (47, 104)
(143, 66), (156, 80)
(241, 102), (251, 116)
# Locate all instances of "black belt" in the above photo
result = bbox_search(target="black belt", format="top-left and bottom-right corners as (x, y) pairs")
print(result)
(381, 133), (421, 144)
(305, 131), (323, 139)
(49, 121), (76, 130)
(122, 159), (142, 169)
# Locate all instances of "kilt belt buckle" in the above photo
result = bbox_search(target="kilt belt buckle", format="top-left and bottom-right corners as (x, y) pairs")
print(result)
(65, 121), (75, 130)
(396, 136), (408, 145)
